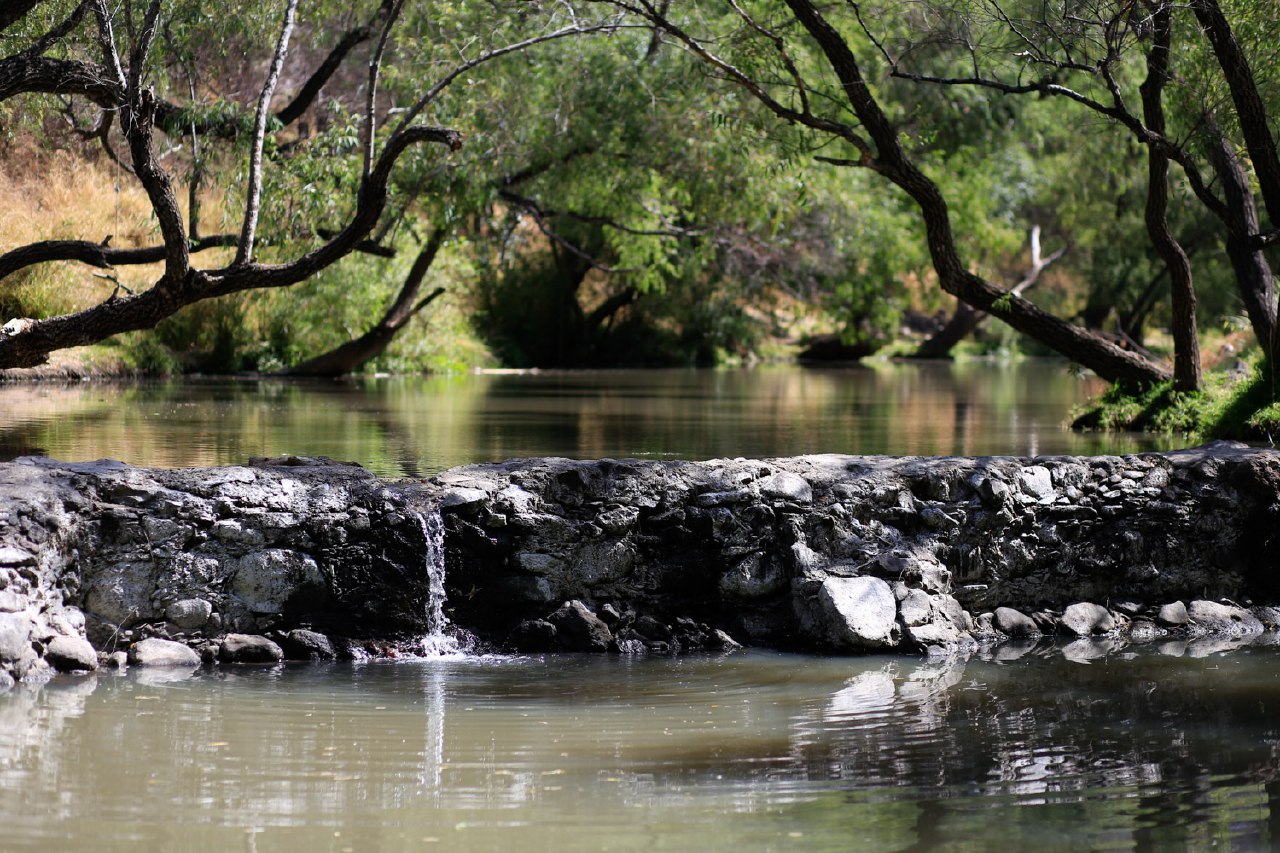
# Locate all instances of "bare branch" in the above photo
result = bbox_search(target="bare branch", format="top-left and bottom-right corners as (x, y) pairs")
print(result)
(363, 0), (406, 180)
(235, 0), (299, 266)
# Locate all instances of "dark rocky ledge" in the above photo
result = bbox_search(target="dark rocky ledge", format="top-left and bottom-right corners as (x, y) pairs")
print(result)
(2, 442), (1280, 683)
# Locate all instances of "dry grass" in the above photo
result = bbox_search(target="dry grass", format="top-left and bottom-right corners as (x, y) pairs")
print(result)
(0, 142), (236, 319)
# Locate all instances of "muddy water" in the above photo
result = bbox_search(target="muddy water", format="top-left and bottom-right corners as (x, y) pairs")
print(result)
(2, 643), (1278, 851)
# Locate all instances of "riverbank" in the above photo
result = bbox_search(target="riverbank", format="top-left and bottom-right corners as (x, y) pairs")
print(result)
(1, 443), (1278, 682)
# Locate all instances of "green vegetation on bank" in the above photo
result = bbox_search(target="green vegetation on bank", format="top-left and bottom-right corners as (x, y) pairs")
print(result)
(4, 2), (1280, 439)
(1074, 352), (1280, 442)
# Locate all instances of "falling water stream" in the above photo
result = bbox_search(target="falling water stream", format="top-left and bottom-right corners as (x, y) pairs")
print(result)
(414, 508), (468, 658)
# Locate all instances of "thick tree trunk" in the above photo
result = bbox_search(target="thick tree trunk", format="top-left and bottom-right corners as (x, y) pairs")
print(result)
(913, 226), (1064, 359)
(1140, 4), (1200, 391)
(1192, 0), (1280, 231)
(782, 0), (1170, 387)
(1206, 128), (1279, 365)
(284, 227), (448, 377)
(0, 0), (47, 33)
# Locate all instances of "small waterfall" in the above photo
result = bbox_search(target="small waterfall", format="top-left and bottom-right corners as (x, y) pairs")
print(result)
(415, 508), (468, 658)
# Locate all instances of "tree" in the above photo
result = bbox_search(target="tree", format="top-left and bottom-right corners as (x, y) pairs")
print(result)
(592, 0), (1172, 385)
(876, 0), (1280, 389)
(0, 0), (610, 369)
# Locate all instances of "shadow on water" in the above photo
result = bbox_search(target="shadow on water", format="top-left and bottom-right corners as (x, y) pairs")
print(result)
(1, 641), (1278, 850)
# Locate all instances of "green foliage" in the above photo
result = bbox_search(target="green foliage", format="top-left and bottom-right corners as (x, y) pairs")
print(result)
(1074, 353), (1280, 441)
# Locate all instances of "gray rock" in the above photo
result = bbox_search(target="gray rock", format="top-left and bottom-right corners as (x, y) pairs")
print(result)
(994, 607), (1041, 638)
(1156, 601), (1189, 627)
(1017, 466), (1054, 500)
(45, 636), (98, 672)
(815, 576), (898, 649)
(280, 629), (336, 661)
(1187, 601), (1264, 637)
(230, 549), (325, 615)
(0, 590), (24, 613)
(705, 628), (742, 651)
(1251, 605), (1280, 629)
(632, 615), (673, 643)
(508, 619), (558, 651)
(1060, 602), (1116, 637)
(440, 487), (489, 511)
(0, 612), (31, 662)
(129, 637), (200, 667)
(546, 600), (613, 652)
(719, 553), (788, 599)
(165, 598), (212, 630)
(759, 473), (812, 504)
(0, 545), (35, 566)
(220, 633), (285, 663)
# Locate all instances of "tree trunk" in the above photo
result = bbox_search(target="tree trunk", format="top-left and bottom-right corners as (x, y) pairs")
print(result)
(1140, 3), (1200, 391)
(284, 227), (448, 377)
(913, 226), (1065, 359)
(1192, 0), (1280, 231)
(782, 0), (1170, 387)
(1206, 127), (1279, 365)
(914, 302), (979, 359)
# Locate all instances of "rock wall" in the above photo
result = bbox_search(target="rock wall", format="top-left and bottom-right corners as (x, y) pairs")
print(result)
(438, 443), (1280, 653)
(0, 456), (438, 684)
(2, 443), (1280, 681)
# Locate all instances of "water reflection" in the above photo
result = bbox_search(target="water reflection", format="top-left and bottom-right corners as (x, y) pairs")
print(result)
(2, 643), (1278, 850)
(0, 363), (1182, 476)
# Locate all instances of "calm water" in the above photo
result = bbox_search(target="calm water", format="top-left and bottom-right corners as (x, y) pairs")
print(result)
(6, 362), (1269, 850)
(3, 643), (1279, 852)
(0, 362), (1181, 475)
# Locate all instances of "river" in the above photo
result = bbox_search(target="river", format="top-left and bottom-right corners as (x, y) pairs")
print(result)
(3, 362), (1276, 851)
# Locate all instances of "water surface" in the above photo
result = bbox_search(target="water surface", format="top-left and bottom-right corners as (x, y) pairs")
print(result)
(3, 643), (1278, 851)
(0, 362), (1182, 475)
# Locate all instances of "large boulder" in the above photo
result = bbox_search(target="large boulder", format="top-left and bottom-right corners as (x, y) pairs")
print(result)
(129, 638), (200, 667)
(813, 576), (899, 649)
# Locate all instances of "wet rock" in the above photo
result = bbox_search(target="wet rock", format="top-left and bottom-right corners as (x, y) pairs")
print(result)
(103, 651), (128, 669)
(815, 576), (899, 649)
(165, 598), (212, 630)
(129, 638), (200, 667)
(632, 615), (672, 643)
(45, 636), (97, 672)
(1251, 605), (1280, 629)
(1156, 601), (1189, 628)
(547, 600), (613, 652)
(0, 545), (36, 567)
(509, 619), (558, 651)
(1129, 619), (1164, 642)
(220, 633), (284, 663)
(1060, 602), (1116, 637)
(704, 628), (742, 651)
(280, 629), (336, 661)
(1187, 601), (1264, 637)
(993, 607), (1040, 638)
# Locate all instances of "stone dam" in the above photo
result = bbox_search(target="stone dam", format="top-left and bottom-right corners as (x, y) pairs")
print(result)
(1, 441), (1279, 681)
